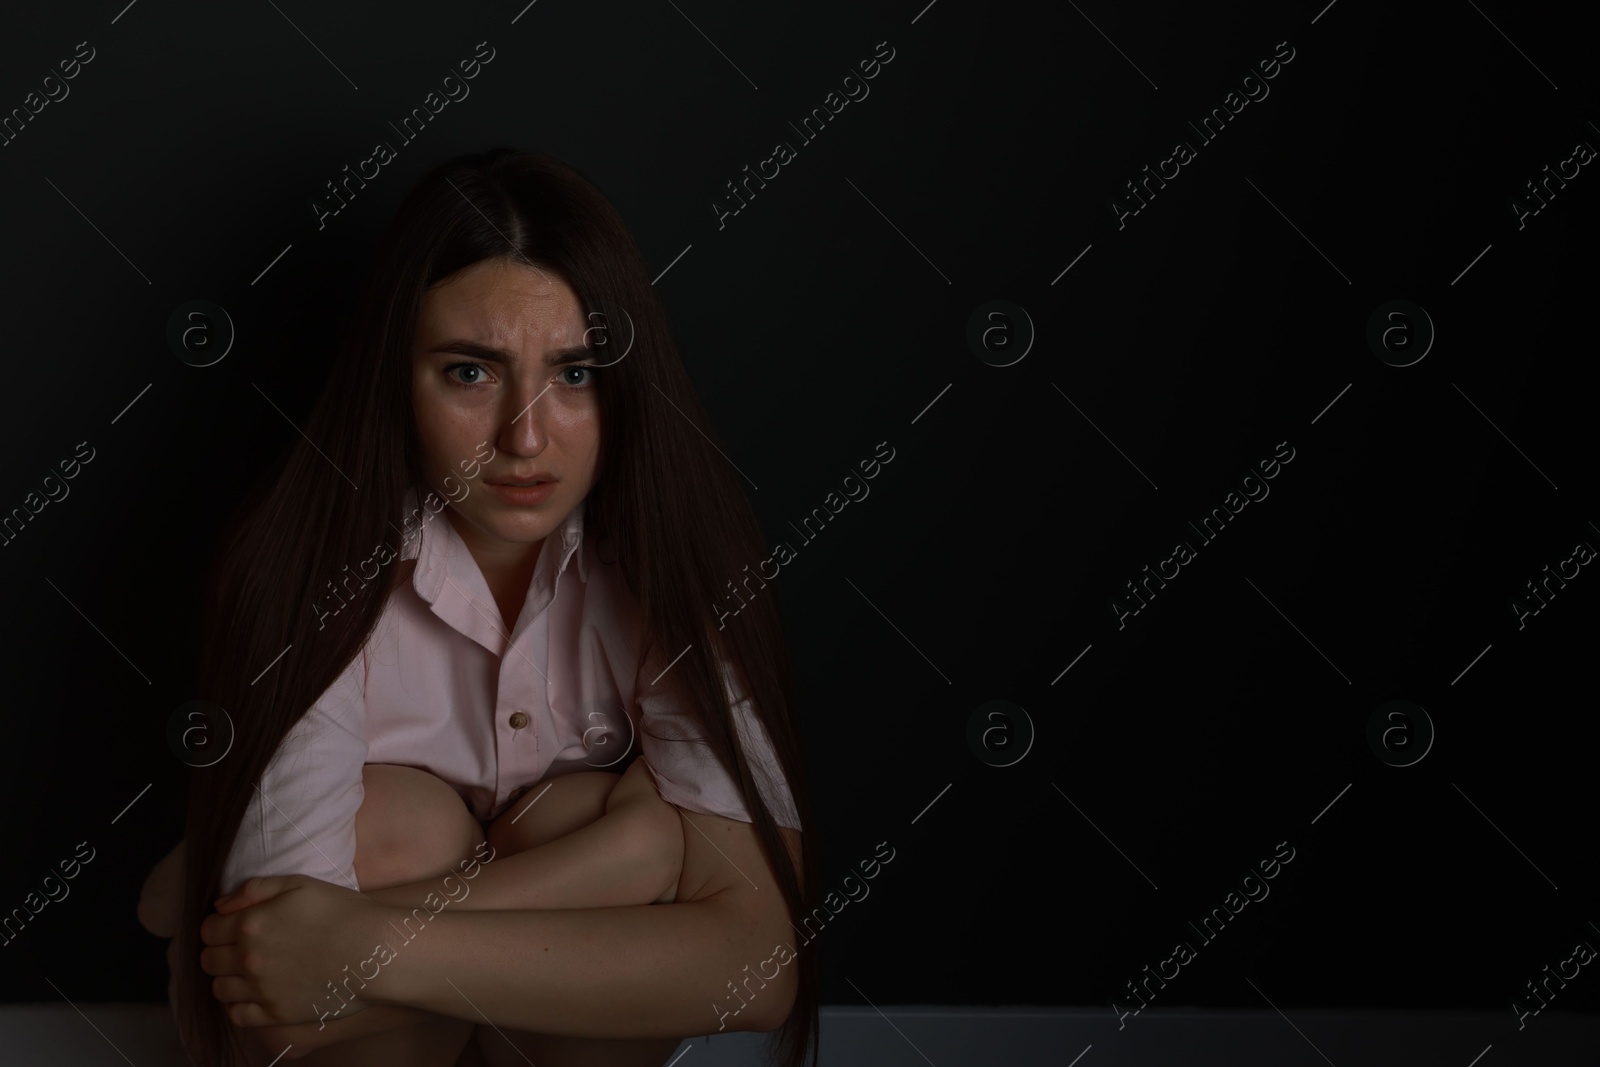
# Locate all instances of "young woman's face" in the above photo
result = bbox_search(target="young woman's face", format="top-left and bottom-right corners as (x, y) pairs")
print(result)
(411, 256), (601, 557)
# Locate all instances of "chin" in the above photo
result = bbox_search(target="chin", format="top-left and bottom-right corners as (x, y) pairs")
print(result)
(480, 510), (556, 540)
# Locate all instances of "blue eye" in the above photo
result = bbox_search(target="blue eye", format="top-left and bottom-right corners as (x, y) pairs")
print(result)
(444, 362), (490, 386)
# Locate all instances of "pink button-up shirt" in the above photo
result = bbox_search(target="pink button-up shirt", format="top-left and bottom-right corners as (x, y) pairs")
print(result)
(221, 488), (800, 896)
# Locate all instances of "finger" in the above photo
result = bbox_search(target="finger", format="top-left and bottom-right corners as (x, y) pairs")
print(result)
(199, 909), (239, 946)
(222, 1000), (280, 1029)
(211, 975), (260, 1006)
(215, 875), (295, 913)
(199, 944), (244, 977)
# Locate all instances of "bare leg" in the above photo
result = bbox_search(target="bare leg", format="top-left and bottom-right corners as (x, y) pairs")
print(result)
(274, 763), (485, 1066)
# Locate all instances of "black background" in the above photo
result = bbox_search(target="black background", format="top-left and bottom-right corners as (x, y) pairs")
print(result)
(1, 0), (1596, 1045)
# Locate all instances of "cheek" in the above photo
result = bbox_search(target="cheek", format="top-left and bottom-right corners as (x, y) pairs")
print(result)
(550, 398), (603, 461)
(415, 389), (491, 469)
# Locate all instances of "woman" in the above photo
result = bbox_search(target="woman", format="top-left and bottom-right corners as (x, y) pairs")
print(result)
(139, 148), (818, 1066)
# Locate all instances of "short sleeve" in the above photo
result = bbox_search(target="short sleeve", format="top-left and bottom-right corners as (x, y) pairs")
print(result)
(637, 656), (801, 831)
(220, 652), (370, 896)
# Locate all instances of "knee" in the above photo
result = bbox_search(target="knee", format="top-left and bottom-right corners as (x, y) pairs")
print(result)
(354, 764), (484, 891)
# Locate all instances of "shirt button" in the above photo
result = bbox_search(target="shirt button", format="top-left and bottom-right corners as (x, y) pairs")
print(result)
(508, 711), (530, 730)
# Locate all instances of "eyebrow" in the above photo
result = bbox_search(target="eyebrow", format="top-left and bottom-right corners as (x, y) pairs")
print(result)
(425, 339), (596, 366)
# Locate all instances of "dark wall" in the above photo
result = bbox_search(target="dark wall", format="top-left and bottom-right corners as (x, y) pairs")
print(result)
(1, 0), (1596, 1037)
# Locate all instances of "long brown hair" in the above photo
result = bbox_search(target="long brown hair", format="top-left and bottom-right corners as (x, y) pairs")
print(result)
(172, 147), (819, 1067)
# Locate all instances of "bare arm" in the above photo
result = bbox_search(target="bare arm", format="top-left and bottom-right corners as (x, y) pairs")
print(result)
(365, 811), (803, 1037)
(365, 758), (683, 914)
(250, 760), (684, 1055)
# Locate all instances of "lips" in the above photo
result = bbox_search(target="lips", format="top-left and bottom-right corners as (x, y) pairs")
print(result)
(487, 475), (554, 487)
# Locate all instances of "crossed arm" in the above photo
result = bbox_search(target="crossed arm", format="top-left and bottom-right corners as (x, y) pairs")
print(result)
(199, 757), (803, 1053)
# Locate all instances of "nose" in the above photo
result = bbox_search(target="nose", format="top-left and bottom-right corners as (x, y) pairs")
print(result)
(497, 376), (553, 457)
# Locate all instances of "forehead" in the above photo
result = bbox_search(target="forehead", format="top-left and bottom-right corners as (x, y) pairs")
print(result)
(416, 257), (583, 343)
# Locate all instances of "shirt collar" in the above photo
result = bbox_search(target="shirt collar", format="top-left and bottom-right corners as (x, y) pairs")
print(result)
(397, 486), (588, 610)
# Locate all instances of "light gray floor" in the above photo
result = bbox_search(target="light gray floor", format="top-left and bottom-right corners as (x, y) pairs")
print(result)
(1, 1004), (1595, 1065)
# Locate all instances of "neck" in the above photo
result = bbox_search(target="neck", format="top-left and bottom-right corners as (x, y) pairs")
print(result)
(445, 508), (544, 593)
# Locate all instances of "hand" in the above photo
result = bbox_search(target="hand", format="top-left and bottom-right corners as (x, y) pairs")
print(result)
(200, 875), (389, 1028)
